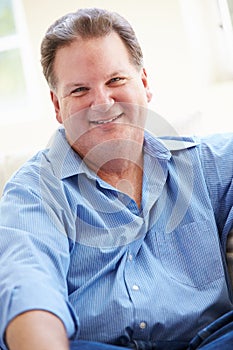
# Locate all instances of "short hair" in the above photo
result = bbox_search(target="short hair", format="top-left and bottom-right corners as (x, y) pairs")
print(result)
(40, 8), (144, 90)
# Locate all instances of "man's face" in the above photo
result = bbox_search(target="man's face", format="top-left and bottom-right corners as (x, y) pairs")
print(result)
(51, 31), (152, 166)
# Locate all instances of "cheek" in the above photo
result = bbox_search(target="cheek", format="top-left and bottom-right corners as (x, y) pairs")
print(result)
(122, 101), (147, 127)
(63, 113), (89, 145)
(60, 100), (78, 120)
(125, 81), (148, 104)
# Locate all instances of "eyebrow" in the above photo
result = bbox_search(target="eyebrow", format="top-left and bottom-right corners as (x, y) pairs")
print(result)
(62, 71), (129, 94)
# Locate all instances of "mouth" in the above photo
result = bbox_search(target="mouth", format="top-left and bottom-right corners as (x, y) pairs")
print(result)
(90, 113), (123, 125)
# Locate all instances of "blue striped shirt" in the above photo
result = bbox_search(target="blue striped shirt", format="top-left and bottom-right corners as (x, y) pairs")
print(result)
(0, 128), (233, 349)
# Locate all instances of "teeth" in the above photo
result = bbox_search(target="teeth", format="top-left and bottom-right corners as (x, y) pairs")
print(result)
(92, 115), (119, 125)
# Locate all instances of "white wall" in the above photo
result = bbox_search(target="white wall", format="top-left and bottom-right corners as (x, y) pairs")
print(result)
(1, 0), (233, 154)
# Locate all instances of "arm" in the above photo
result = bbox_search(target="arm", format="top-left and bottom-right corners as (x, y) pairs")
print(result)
(6, 310), (69, 350)
(0, 157), (78, 348)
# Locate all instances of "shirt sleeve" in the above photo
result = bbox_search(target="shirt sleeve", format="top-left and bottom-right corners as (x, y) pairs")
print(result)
(0, 159), (79, 349)
(199, 133), (233, 244)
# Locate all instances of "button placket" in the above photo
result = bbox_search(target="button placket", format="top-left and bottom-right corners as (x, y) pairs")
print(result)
(132, 284), (140, 291)
(139, 321), (147, 329)
(128, 253), (133, 261)
(124, 248), (150, 338)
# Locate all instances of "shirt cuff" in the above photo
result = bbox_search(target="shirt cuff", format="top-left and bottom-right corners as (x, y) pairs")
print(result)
(0, 280), (79, 350)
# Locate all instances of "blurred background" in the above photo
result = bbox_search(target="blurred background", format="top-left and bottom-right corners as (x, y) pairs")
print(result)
(1, 0), (233, 154)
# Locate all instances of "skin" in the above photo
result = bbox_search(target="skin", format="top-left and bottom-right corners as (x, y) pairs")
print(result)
(6, 310), (69, 350)
(6, 31), (152, 350)
(51, 31), (152, 206)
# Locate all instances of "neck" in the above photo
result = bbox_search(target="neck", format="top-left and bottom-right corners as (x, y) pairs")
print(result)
(97, 155), (143, 208)
(77, 135), (144, 207)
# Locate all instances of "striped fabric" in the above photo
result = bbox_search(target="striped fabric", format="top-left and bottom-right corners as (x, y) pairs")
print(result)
(0, 128), (233, 349)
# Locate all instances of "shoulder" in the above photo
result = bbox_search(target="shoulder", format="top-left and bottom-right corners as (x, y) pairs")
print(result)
(198, 132), (233, 154)
(157, 132), (233, 159)
(1, 150), (48, 198)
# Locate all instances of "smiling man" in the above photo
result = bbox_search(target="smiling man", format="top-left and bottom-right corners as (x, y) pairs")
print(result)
(1, 7), (233, 350)
(50, 30), (151, 207)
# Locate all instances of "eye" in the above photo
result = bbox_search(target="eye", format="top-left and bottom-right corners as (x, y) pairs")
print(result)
(71, 87), (89, 96)
(108, 77), (126, 85)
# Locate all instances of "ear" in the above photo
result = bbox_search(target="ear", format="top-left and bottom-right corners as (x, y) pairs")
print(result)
(50, 90), (62, 124)
(141, 68), (152, 103)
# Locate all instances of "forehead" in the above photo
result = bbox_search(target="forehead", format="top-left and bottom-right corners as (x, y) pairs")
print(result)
(53, 32), (133, 76)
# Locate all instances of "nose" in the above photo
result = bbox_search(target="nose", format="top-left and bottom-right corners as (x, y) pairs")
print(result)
(90, 88), (114, 112)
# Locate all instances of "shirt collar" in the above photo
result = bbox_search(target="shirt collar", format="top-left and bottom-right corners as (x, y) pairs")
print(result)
(47, 128), (199, 180)
(143, 130), (199, 159)
(46, 128), (95, 180)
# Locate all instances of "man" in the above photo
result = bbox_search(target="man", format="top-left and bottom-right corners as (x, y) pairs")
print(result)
(0, 7), (233, 350)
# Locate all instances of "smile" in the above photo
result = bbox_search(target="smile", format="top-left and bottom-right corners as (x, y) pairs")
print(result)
(90, 113), (123, 125)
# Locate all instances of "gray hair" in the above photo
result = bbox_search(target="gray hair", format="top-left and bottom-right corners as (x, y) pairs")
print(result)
(40, 8), (144, 90)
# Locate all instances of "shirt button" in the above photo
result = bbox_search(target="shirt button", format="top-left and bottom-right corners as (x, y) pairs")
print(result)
(132, 284), (139, 291)
(128, 254), (133, 261)
(118, 193), (124, 200)
(139, 321), (147, 329)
